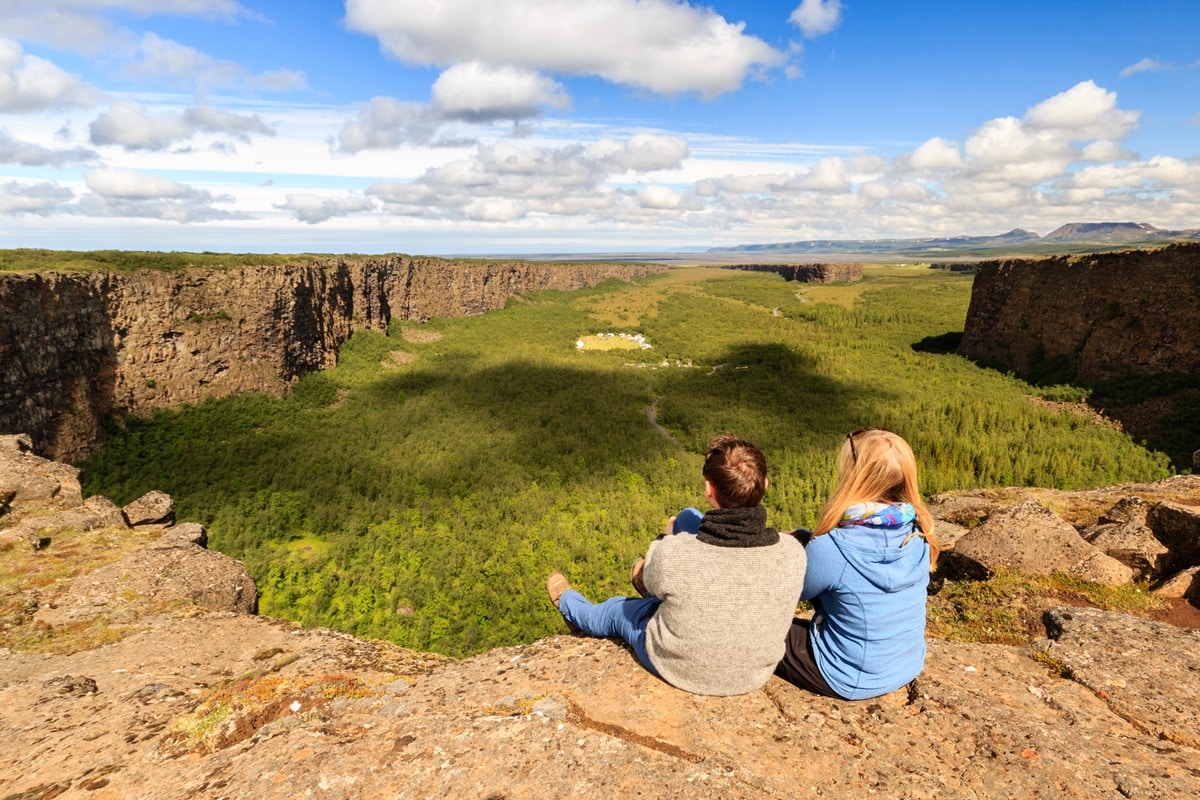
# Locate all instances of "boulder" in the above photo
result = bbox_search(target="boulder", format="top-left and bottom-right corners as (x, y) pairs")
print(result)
(35, 543), (257, 627)
(953, 501), (1134, 585)
(0, 433), (33, 454)
(1081, 518), (1170, 580)
(930, 519), (970, 552)
(1153, 566), (1200, 600)
(1098, 495), (1151, 525)
(122, 490), (175, 526)
(83, 495), (129, 529)
(1146, 500), (1200, 570)
(928, 493), (1003, 527)
(151, 522), (208, 549)
(0, 433), (83, 506)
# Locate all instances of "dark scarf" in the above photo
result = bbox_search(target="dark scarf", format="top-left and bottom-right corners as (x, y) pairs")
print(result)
(696, 505), (779, 548)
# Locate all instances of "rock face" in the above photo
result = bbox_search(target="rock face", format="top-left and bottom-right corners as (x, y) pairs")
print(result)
(728, 262), (864, 283)
(958, 243), (1200, 381)
(0, 258), (664, 461)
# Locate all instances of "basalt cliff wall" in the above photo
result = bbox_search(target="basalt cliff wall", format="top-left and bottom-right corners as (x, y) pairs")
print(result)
(0, 257), (664, 462)
(958, 243), (1200, 381)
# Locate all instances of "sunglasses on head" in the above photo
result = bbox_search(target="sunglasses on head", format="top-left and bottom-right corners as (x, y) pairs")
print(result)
(846, 427), (880, 463)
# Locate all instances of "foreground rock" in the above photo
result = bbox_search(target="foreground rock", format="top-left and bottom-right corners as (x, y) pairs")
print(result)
(1, 608), (1198, 799)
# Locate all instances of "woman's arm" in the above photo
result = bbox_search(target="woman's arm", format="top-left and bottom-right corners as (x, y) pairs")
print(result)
(799, 535), (841, 601)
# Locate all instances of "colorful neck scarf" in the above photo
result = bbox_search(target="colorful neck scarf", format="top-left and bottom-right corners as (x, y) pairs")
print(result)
(838, 502), (917, 529)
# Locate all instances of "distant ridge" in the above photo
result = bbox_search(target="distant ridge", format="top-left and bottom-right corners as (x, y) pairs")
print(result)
(709, 222), (1200, 258)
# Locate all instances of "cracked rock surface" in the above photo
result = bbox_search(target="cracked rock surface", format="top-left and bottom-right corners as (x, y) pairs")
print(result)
(2, 610), (1198, 799)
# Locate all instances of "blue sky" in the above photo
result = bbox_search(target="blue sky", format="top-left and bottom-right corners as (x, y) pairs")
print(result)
(1, 1), (1197, 255)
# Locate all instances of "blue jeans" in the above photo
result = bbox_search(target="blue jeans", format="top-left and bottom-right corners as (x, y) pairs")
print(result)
(558, 590), (661, 676)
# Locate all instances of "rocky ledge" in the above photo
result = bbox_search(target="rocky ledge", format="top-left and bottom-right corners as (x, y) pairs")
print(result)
(2, 437), (1199, 799)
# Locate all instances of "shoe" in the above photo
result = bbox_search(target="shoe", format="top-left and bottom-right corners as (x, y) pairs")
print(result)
(630, 558), (648, 598)
(547, 572), (571, 610)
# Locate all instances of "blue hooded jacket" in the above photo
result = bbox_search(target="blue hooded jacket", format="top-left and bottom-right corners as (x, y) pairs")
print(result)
(802, 509), (930, 700)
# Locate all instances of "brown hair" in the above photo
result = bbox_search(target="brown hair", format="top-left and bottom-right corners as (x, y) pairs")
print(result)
(702, 433), (768, 508)
(815, 429), (937, 556)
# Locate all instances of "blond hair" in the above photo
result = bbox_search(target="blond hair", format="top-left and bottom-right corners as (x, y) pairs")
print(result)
(815, 429), (937, 557)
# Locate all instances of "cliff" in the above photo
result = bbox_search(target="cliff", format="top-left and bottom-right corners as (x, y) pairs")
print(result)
(958, 243), (1200, 467)
(958, 243), (1200, 381)
(3, 438), (1199, 799)
(0, 258), (664, 462)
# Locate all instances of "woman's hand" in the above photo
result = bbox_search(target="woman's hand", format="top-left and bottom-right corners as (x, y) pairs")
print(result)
(664, 515), (678, 536)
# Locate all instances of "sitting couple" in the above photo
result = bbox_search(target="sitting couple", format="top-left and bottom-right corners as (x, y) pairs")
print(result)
(547, 429), (936, 699)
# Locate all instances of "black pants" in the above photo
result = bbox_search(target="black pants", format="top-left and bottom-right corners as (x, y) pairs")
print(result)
(774, 618), (842, 698)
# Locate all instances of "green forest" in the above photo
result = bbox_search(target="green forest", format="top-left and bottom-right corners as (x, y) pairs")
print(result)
(80, 265), (1173, 657)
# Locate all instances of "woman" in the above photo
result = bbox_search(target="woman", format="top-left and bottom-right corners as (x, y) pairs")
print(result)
(775, 428), (937, 700)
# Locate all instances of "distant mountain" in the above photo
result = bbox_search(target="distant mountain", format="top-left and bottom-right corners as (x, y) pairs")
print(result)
(708, 222), (1200, 258)
(1040, 222), (1183, 243)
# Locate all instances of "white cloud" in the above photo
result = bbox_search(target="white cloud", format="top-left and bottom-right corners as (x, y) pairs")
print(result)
(0, 128), (96, 165)
(335, 97), (441, 153)
(463, 196), (527, 222)
(0, 2), (248, 53)
(1024, 80), (1139, 140)
(85, 167), (198, 199)
(1121, 57), (1169, 77)
(596, 133), (689, 172)
(431, 62), (569, 122)
(1067, 156), (1199, 190)
(89, 101), (191, 149)
(909, 137), (963, 171)
(275, 193), (376, 224)
(638, 184), (681, 210)
(0, 180), (74, 215)
(1079, 140), (1131, 162)
(364, 133), (688, 223)
(89, 100), (274, 150)
(781, 156), (849, 191)
(80, 166), (244, 222)
(788, 1), (843, 38)
(122, 32), (307, 92)
(183, 106), (274, 139)
(0, 38), (100, 112)
(344, 0), (784, 98)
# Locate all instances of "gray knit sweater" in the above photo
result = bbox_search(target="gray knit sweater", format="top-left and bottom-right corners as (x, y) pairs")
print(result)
(642, 519), (807, 696)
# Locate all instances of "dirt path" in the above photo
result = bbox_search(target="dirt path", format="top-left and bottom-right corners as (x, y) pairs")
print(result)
(647, 400), (673, 440)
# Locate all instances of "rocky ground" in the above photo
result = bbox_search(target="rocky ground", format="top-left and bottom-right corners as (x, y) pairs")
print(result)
(2, 436), (1199, 799)
(2, 608), (1198, 799)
